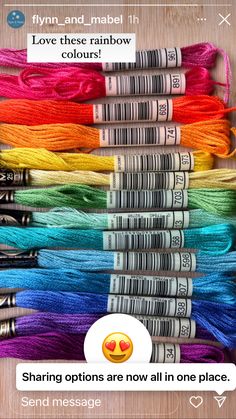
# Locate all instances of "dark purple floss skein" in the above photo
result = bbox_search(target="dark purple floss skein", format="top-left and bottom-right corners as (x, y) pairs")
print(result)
(0, 332), (225, 362)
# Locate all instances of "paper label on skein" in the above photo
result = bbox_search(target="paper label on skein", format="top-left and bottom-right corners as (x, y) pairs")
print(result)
(99, 126), (181, 147)
(152, 343), (181, 363)
(103, 230), (185, 250)
(107, 295), (192, 317)
(136, 316), (196, 338)
(102, 48), (182, 71)
(107, 190), (188, 209)
(114, 153), (193, 172)
(109, 275), (193, 297)
(110, 172), (189, 190)
(107, 211), (190, 230)
(93, 100), (173, 123)
(105, 74), (186, 96)
(113, 251), (196, 272)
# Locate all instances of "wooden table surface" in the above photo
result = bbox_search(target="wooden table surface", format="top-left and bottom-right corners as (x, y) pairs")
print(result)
(0, 0), (235, 418)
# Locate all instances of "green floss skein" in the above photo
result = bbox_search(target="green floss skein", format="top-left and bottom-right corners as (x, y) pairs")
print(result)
(31, 208), (236, 229)
(13, 185), (236, 216)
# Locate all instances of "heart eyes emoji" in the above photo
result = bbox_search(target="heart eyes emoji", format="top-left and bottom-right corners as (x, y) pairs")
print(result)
(119, 340), (130, 351)
(105, 340), (116, 351)
(105, 340), (130, 352)
(102, 332), (133, 363)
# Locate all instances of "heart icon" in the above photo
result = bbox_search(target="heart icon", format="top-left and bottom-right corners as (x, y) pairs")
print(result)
(105, 340), (116, 351)
(189, 396), (203, 409)
(119, 340), (130, 351)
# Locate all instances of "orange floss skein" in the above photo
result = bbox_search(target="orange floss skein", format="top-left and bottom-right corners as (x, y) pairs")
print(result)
(0, 119), (235, 158)
(0, 96), (229, 126)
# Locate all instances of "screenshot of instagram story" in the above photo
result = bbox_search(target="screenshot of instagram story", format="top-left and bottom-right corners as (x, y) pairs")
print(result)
(0, 0), (235, 418)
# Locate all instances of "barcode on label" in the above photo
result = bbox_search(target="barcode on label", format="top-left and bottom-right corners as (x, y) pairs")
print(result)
(102, 48), (182, 71)
(109, 275), (193, 297)
(107, 190), (188, 209)
(103, 230), (185, 250)
(99, 126), (181, 147)
(114, 251), (196, 272)
(110, 172), (189, 190)
(114, 153), (194, 172)
(93, 100), (173, 123)
(136, 316), (196, 338)
(105, 74), (186, 96)
(107, 295), (192, 317)
(107, 211), (190, 230)
(151, 343), (181, 363)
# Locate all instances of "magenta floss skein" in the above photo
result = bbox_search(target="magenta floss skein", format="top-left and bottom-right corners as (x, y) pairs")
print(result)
(0, 43), (229, 70)
(0, 67), (219, 101)
(0, 332), (224, 362)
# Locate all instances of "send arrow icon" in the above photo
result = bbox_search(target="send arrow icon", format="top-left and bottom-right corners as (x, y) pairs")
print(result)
(214, 396), (227, 408)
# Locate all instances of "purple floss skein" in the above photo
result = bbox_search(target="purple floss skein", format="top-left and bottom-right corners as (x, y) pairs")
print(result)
(0, 332), (86, 360)
(0, 332), (224, 362)
(15, 313), (102, 336)
(180, 344), (224, 363)
(9, 312), (214, 342)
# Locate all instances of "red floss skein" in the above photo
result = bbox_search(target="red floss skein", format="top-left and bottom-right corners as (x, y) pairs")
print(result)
(0, 43), (229, 71)
(0, 67), (220, 101)
(0, 96), (228, 126)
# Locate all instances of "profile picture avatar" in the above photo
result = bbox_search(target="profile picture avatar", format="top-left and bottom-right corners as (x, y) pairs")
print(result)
(7, 10), (25, 29)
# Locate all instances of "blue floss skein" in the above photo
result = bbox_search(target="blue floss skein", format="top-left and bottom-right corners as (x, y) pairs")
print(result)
(11, 291), (236, 348)
(0, 269), (235, 305)
(36, 249), (236, 274)
(0, 224), (234, 254)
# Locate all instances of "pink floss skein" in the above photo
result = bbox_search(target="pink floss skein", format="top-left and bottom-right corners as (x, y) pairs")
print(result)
(0, 66), (220, 101)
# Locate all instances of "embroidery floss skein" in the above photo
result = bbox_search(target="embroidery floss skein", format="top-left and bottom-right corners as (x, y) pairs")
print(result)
(0, 333), (224, 362)
(0, 149), (213, 172)
(0, 119), (233, 158)
(0, 67), (219, 101)
(0, 224), (233, 254)
(0, 43), (229, 70)
(27, 208), (236, 230)
(0, 292), (234, 347)
(0, 96), (227, 125)
(20, 169), (236, 189)
(5, 186), (236, 216)
(28, 248), (236, 274)
(0, 268), (234, 304)
(0, 312), (216, 342)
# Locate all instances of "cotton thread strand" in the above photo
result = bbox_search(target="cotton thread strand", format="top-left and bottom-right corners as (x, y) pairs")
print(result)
(34, 249), (236, 275)
(0, 96), (228, 125)
(0, 224), (233, 255)
(0, 332), (224, 362)
(0, 312), (215, 342)
(0, 268), (234, 305)
(1, 312), (212, 342)
(0, 149), (213, 172)
(11, 186), (236, 216)
(1, 291), (234, 347)
(28, 169), (236, 189)
(0, 43), (228, 70)
(0, 120), (234, 158)
(0, 67), (218, 101)
(30, 208), (236, 230)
